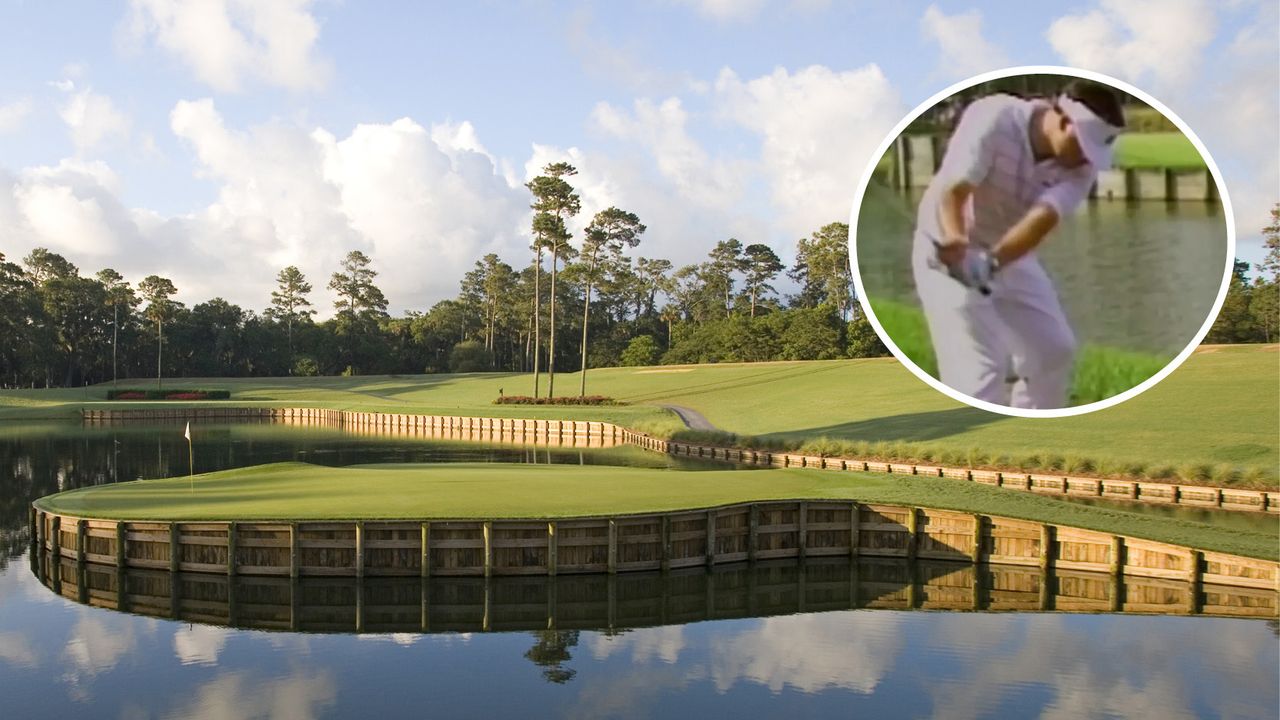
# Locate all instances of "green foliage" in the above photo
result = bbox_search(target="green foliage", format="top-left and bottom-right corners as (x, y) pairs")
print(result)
(620, 335), (660, 367)
(293, 356), (320, 377)
(105, 389), (230, 400)
(449, 340), (493, 373)
(846, 314), (889, 358)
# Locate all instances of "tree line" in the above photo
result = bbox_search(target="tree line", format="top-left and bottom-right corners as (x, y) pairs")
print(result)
(1206, 206), (1280, 344)
(0, 162), (887, 393)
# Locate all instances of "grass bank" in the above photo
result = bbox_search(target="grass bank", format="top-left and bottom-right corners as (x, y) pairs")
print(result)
(4, 345), (1276, 489)
(35, 462), (1278, 560)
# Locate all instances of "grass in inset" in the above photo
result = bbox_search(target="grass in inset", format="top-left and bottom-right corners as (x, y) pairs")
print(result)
(869, 297), (1169, 406)
(1114, 132), (1205, 169)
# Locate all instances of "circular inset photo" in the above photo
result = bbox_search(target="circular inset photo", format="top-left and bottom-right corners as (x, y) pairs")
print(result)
(849, 66), (1233, 418)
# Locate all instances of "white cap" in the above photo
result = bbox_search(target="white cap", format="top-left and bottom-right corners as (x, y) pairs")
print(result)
(1058, 94), (1122, 169)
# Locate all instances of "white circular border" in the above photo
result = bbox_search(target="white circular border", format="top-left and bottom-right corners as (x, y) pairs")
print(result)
(848, 65), (1236, 419)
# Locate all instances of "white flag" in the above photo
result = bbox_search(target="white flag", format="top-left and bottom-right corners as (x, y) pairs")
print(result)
(184, 421), (191, 441)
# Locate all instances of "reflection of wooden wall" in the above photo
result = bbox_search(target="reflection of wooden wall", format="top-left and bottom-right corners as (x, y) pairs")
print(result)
(36, 554), (1276, 636)
(34, 503), (1280, 592)
(81, 408), (1278, 513)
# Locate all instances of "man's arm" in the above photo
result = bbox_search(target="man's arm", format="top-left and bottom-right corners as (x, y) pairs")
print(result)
(991, 203), (1059, 265)
(935, 181), (974, 267)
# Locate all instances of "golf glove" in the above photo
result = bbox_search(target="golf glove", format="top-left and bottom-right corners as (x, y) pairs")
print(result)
(930, 243), (999, 295)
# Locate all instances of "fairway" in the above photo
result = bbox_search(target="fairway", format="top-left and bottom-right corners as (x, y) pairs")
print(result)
(35, 461), (1279, 560)
(4, 345), (1277, 487)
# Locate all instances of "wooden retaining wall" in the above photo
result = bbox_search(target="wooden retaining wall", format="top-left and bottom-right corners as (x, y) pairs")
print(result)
(32, 503), (1279, 593)
(82, 407), (1278, 513)
(34, 554), (1276, 632)
(890, 134), (1219, 203)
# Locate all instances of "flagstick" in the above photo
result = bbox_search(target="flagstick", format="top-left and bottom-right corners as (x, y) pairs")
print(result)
(185, 421), (194, 495)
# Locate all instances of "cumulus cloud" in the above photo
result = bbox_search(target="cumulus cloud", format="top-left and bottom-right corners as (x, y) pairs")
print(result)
(0, 98), (33, 134)
(125, 0), (331, 92)
(3, 98), (529, 314)
(921, 4), (1011, 80)
(59, 87), (131, 151)
(1046, 0), (1216, 93)
(591, 97), (746, 210)
(1046, 0), (1276, 247)
(2, 159), (132, 258)
(714, 64), (905, 235)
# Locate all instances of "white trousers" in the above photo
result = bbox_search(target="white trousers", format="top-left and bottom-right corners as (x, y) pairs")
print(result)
(911, 236), (1077, 409)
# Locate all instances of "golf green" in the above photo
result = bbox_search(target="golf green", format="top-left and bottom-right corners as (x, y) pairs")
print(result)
(34, 462), (1279, 560)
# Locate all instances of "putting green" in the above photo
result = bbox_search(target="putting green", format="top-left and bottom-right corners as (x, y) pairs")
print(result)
(34, 462), (1278, 560)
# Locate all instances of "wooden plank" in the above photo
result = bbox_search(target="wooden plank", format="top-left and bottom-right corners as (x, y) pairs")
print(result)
(607, 520), (617, 574)
(421, 522), (430, 578)
(548, 522), (557, 576)
(849, 501), (861, 558)
(227, 522), (237, 576)
(169, 523), (180, 573)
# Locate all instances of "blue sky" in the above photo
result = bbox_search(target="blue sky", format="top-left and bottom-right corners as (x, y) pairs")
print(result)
(0, 0), (1274, 314)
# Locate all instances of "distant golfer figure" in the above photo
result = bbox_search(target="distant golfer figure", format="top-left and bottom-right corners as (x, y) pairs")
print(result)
(912, 79), (1125, 409)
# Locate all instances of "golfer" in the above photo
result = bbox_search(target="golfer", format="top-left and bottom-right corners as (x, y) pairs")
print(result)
(912, 79), (1125, 409)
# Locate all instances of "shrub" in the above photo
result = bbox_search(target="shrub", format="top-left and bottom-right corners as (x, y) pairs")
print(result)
(449, 341), (493, 373)
(106, 389), (230, 401)
(620, 335), (661, 367)
(293, 356), (320, 377)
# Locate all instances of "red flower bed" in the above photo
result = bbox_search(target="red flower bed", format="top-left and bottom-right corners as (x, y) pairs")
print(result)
(114, 392), (146, 400)
(493, 395), (620, 406)
(164, 392), (209, 400)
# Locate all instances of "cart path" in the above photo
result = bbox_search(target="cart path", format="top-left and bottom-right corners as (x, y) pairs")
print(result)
(660, 404), (720, 431)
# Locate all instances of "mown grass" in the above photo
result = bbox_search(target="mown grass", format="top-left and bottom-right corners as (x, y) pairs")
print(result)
(34, 461), (1278, 560)
(1113, 132), (1205, 169)
(869, 297), (1170, 406)
(3, 345), (1276, 489)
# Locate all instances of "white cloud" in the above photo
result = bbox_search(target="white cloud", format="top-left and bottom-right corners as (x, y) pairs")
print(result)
(1046, 0), (1216, 92)
(59, 88), (131, 151)
(126, 0), (331, 92)
(921, 4), (1011, 80)
(591, 97), (746, 210)
(3, 159), (131, 258)
(0, 98), (33, 134)
(715, 64), (905, 234)
(676, 0), (770, 22)
(1046, 0), (1276, 248)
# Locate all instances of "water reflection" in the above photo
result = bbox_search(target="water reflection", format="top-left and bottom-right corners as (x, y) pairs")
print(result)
(34, 555), (1278, 634)
(1, 548), (1275, 719)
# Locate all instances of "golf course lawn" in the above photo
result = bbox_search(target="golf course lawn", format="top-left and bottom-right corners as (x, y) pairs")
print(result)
(3, 344), (1277, 487)
(34, 461), (1278, 560)
(1114, 132), (1205, 169)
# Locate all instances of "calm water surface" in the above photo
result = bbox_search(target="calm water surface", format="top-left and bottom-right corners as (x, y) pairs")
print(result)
(1, 422), (1276, 719)
(855, 183), (1228, 356)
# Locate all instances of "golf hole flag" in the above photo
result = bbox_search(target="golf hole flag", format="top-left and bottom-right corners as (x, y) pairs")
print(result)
(184, 422), (190, 441)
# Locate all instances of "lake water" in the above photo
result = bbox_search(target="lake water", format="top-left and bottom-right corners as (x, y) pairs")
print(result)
(855, 183), (1229, 357)
(2, 421), (1276, 719)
